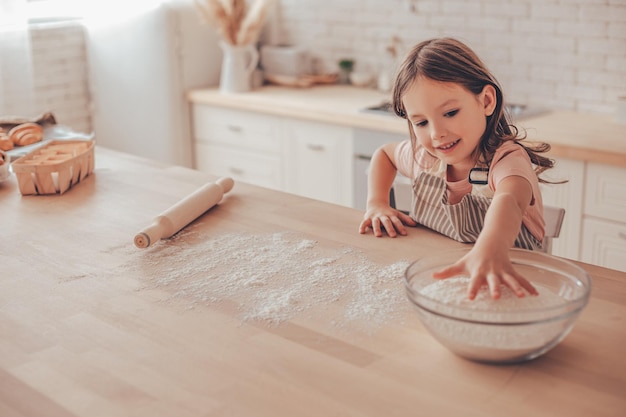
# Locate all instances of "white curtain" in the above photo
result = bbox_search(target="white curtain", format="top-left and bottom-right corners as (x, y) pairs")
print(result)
(0, 0), (35, 116)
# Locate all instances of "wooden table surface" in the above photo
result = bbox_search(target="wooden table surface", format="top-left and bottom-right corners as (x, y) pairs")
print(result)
(1, 147), (625, 417)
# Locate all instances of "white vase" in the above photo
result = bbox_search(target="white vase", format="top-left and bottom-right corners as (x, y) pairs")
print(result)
(219, 41), (259, 93)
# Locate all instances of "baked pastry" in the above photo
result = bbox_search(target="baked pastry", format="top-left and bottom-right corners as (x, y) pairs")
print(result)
(0, 136), (12, 151)
(8, 122), (43, 146)
(0, 129), (12, 151)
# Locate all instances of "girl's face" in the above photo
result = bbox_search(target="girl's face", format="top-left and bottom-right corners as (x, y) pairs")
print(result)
(402, 76), (496, 176)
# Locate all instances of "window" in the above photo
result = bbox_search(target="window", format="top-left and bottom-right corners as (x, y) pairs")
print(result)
(24, 0), (166, 24)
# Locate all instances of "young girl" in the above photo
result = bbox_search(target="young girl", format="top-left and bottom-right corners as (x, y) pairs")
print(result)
(359, 38), (554, 300)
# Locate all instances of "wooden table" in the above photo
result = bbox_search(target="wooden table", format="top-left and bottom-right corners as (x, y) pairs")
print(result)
(1, 147), (625, 417)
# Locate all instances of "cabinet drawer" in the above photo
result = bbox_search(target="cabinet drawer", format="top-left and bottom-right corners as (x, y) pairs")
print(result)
(195, 143), (282, 190)
(584, 162), (626, 223)
(192, 105), (282, 152)
(581, 217), (626, 273)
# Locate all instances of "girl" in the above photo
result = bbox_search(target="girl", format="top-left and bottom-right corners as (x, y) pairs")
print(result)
(359, 38), (555, 300)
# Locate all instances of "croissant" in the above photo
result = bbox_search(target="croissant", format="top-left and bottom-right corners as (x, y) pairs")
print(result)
(9, 122), (43, 146)
(0, 129), (13, 151)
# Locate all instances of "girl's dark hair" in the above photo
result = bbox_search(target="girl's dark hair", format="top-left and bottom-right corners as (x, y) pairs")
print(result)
(391, 37), (555, 180)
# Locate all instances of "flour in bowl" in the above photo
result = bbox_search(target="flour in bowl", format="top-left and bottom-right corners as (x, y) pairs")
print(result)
(415, 277), (571, 356)
(420, 277), (564, 310)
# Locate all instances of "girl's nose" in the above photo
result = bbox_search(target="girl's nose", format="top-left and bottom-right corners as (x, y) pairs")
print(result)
(430, 121), (447, 140)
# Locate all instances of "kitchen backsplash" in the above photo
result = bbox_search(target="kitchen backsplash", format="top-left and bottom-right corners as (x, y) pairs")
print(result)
(28, 23), (91, 134)
(15, 0), (626, 134)
(276, 0), (626, 114)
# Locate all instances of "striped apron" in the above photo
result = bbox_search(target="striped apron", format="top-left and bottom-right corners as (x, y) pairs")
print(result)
(410, 171), (540, 250)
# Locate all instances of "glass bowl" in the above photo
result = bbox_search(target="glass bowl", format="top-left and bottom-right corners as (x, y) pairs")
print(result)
(404, 248), (591, 364)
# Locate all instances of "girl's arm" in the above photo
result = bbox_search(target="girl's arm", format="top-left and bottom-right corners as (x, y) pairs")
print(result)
(358, 142), (417, 237)
(433, 175), (538, 299)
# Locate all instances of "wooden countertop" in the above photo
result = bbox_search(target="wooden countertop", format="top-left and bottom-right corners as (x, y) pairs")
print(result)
(188, 85), (626, 168)
(1, 147), (625, 417)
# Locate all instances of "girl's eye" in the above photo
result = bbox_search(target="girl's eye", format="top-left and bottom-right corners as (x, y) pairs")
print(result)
(413, 120), (427, 127)
(445, 109), (459, 118)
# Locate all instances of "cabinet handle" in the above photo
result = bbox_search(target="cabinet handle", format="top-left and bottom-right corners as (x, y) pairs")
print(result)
(619, 232), (626, 240)
(228, 167), (244, 175)
(227, 125), (242, 133)
(306, 143), (325, 151)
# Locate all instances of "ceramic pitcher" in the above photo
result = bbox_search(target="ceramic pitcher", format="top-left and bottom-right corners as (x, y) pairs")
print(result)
(219, 42), (259, 93)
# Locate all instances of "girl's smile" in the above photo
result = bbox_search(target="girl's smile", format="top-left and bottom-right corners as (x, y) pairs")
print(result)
(436, 138), (461, 152)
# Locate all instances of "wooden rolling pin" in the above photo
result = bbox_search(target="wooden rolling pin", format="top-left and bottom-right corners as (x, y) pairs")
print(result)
(134, 177), (234, 248)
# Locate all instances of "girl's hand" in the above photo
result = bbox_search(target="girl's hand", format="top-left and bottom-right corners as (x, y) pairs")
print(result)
(359, 204), (417, 237)
(432, 245), (538, 300)
(435, 177), (538, 300)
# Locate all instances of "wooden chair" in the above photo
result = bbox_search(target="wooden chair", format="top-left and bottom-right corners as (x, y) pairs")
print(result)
(540, 205), (566, 254)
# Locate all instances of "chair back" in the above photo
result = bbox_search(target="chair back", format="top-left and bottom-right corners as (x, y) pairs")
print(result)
(541, 205), (566, 254)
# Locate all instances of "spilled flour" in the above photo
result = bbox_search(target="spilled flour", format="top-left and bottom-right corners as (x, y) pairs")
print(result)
(115, 229), (411, 330)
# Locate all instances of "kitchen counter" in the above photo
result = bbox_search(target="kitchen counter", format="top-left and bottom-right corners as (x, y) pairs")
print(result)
(188, 85), (403, 133)
(188, 85), (626, 168)
(1, 147), (625, 416)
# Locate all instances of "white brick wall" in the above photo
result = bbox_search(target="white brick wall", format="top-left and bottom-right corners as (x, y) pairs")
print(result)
(10, 0), (626, 133)
(29, 22), (91, 133)
(278, 0), (626, 113)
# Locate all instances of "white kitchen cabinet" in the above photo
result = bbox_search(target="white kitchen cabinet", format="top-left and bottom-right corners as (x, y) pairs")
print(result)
(192, 105), (282, 152)
(583, 163), (626, 223)
(195, 143), (282, 190)
(581, 218), (626, 272)
(581, 163), (626, 272)
(192, 105), (285, 191)
(539, 157), (585, 260)
(283, 119), (353, 206)
(191, 104), (353, 206)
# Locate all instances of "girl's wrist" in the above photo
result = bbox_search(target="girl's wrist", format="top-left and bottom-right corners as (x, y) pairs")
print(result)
(473, 233), (514, 254)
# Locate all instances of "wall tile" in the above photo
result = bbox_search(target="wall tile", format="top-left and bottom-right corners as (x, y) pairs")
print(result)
(275, 0), (625, 112)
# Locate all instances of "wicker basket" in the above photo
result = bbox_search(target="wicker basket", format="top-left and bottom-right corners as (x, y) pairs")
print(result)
(11, 140), (95, 195)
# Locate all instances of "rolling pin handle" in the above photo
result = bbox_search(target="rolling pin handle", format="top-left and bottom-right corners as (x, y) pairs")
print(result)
(134, 232), (151, 249)
(134, 217), (170, 249)
(216, 177), (234, 194)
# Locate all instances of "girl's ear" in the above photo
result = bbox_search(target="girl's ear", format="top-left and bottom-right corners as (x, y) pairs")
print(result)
(481, 84), (497, 116)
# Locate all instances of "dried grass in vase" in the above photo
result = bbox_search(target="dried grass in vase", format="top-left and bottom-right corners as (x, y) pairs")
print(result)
(194, 0), (275, 46)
